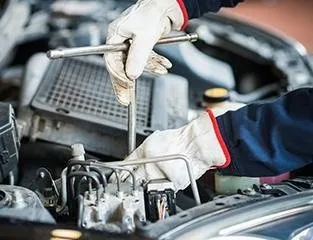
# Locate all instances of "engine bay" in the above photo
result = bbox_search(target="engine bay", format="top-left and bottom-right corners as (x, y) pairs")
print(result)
(1, 0), (313, 239)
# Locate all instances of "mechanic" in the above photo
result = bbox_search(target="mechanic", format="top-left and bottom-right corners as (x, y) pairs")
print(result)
(104, 0), (313, 191)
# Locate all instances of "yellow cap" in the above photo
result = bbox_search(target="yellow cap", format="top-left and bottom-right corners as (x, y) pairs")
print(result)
(203, 88), (229, 103)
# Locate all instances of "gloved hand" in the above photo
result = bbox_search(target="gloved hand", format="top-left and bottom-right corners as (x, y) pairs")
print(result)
(111, 109), (230, 191)
(103, 0), (187, 105)
(111, 102), (245, 191)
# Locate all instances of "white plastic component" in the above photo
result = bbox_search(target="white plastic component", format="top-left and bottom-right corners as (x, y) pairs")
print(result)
(19, 53), (50, 109)
(147, 179), (175, 192)
(71, 144), (85, 161)
(215, 172), (260, 195)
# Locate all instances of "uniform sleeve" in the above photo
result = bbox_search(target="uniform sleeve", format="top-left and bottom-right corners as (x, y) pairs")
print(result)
(181, 0), (243, 19)
(217, 88), (313, 177)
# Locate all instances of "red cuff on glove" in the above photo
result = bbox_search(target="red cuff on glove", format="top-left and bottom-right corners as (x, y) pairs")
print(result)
(176, 0), (189, 29)
(206, 109), (231, 168)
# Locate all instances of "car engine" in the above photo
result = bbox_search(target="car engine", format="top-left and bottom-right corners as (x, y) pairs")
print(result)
(1, 0), (313, 238)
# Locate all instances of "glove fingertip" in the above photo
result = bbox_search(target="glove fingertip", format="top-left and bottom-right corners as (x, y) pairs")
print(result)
(163, 58), (172, 69)
(125, 64), (143, 80)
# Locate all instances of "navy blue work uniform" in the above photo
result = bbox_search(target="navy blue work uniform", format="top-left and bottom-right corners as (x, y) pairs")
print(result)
(182, 0), (313, 176)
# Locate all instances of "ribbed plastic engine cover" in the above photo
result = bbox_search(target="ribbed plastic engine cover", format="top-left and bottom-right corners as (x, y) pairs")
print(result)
(29, 56), (188, 157)
(32, 57), (153, 131)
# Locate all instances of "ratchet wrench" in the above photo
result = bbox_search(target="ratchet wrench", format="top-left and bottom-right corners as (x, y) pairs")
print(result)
(46, 33), (198, 154)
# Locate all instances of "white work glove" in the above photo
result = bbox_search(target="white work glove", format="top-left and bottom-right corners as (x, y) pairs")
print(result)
(209, 101), (246, 116)
(111, 111), (225, 191)
(111, 103), (245, 191)
(103, 0), (187, 105)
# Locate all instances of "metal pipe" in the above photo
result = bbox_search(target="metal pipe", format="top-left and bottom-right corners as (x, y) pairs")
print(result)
(106, 166), (136, 191)
(88, 160), (137, 191)
(67, 171), (101, 203)
(57, 168), (68, 213)
(128, 83), (137, 154)
(46, 33), (198, 59)
(8, 171), (14, 186)
(67, 160), (108, 187)
(90, 154), (201, 205)
(67, 159), (124, 191)
(77, 194), (84, 227)
(89, 166), (107, 187)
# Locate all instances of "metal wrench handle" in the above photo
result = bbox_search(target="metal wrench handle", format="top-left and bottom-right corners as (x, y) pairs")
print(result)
(128, 84), (137, 154)
(46, 33), (198, 59)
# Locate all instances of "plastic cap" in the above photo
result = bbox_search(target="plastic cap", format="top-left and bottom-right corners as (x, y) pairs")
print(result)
(203, 88), (230, 103)
(71, 144), (85, 157)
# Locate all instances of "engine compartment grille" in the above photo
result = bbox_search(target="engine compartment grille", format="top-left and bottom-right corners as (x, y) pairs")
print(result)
(32, 58), (153, 130)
